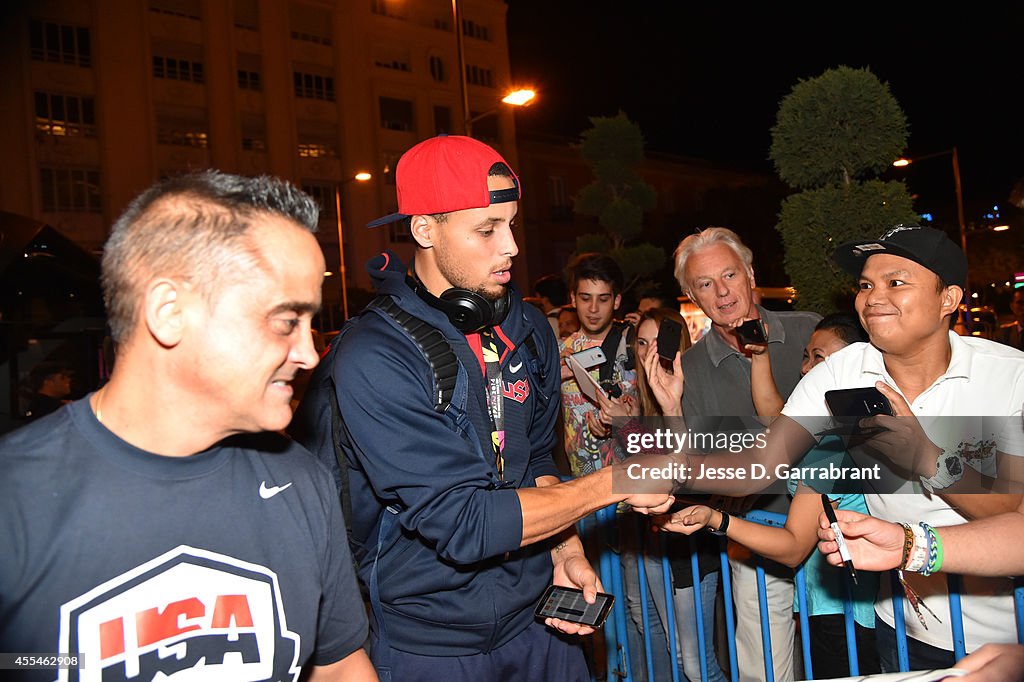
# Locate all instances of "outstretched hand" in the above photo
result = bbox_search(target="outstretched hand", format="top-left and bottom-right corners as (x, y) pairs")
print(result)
(651, 504), (713, 536)
(643, 346), (683, 416)
(816, 508), (905, 571)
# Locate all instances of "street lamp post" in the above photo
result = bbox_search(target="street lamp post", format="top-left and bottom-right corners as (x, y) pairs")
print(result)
(335, 171), (372, 321)
(465, 89), (536, 135)
(893, 146), (968, 281)
(892, 148), (970, 327)
(450, 0), (535, 136)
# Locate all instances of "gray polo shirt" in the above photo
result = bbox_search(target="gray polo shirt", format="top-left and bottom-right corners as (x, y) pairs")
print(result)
(681, 305), (821, 511)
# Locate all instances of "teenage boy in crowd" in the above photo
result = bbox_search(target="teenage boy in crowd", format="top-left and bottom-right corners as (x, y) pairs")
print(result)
(293, 136), (670, 681)
(0, 172), (376, 681)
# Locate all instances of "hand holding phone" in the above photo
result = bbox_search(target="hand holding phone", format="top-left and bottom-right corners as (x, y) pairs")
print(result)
(818, 387), (894, 437)
(534, 585), (614, 628)
(735, 319), (768, 345)
(656, 318), (683, 361)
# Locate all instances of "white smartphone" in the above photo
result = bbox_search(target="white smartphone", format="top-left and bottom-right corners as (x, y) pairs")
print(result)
(569, 346), (606, 369)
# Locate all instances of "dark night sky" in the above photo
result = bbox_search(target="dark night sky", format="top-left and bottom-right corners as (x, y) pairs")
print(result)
(506, 4), (1023, 224)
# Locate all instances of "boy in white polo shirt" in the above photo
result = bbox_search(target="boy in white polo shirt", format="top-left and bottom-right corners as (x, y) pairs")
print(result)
(782, 225), (1024, 671)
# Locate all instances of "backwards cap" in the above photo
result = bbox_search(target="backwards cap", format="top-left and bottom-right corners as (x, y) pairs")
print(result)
(367, 135), (519, 227)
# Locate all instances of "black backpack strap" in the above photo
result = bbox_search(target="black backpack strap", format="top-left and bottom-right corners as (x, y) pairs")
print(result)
(597, 322), (636, 384)
(374, 296), (458, 413)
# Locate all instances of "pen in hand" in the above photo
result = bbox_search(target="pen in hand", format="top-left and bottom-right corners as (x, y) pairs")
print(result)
(821, 493), (858, 585)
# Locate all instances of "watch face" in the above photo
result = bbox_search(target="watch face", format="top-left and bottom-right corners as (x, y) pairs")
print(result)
(945, 456), (963, 476)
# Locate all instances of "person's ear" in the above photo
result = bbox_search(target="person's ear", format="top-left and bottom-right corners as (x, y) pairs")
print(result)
(941, 285), (963, 319)
(410, 215), (435, 249)
(144, 279), (187, 348)
(614, 293), (622, 311)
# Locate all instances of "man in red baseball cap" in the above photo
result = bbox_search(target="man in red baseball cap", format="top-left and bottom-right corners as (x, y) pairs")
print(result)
(293, 135), (672, 680)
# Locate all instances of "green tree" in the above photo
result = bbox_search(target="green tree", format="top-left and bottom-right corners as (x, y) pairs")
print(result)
(770, 66), (918, 313)
(573, 111), (664, 291)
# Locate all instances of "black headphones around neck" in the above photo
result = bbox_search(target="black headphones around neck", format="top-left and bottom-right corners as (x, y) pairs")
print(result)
(406, 273), (510, 334)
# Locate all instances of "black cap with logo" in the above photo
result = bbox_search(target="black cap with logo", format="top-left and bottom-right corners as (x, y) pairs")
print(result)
(833, 225), (967, 288)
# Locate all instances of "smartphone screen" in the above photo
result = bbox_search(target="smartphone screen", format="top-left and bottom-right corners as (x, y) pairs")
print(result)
(736, 319), (768, 345)
(656, 318), (683, 360)
(534, 585), (614, 627)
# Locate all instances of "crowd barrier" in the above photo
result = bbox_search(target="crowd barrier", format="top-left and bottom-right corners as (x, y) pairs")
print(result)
(580, 504), (1024, 682)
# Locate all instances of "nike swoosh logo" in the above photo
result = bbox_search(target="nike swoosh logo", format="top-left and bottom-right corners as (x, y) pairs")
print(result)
(259, 481), (293, 499)
(509, 361), (523, 373)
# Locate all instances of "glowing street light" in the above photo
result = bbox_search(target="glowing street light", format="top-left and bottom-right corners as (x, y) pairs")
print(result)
(501, 89), (536, 107)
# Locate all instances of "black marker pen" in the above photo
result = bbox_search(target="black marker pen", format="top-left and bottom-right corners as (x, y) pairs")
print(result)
(822, 494), (858, 585)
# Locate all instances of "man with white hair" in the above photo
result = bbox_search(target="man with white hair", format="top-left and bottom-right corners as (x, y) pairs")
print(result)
(673, 226), (820, 682)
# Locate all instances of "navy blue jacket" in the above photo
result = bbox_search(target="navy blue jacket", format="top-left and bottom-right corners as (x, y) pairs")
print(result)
(294, 251), (562, 656)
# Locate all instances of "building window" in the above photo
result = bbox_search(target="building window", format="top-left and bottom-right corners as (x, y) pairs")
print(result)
(374, 58), (410, 72)
(301, 182), (337, 220)
(29, 20), (91, 68)
(379, 97), (414, 132)
(34, 92), (96, 137)
(293, 71), (335, 101)
(153, 56), (205, 83)
(157, 128), (208, 147)
(465, 64), (493, 88)
(240, 112), (266, 151)
(289, 4), (332, 46)
(148, 0), (201, 20)
(156, 108), (209, 147)
(234, 0), (259, 29)
(237, 69), (261, 90)
(429, 55), (445, 82)
(461, 19), (489, 41)
(40, 167), (101, 213)
(433, 105), (452, 134)
(297, 142), (336, 158)
(549, 176), (572, 221)
(241, 136), (265, 151)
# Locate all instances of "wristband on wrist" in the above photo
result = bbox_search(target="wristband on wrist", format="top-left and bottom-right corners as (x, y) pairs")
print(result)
(899, 523), (915, 570)
(921, 523), (941, 576)
(904, 523), (929, 573)
(707, 510), (730, 536)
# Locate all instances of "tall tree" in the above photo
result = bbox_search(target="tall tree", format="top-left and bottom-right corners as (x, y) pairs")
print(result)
(770, 66), (918, 313)
(573, 111), (664, 290)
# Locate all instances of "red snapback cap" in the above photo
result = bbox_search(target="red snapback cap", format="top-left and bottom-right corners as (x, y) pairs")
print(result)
(367, 135), (520, 227)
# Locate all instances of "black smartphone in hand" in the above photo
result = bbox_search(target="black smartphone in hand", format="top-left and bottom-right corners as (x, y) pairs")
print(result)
(819, 387), (894, 436)
(736, 319), (768, 345)
(534, 585), (614, 627)
(657, 318), (683, 360)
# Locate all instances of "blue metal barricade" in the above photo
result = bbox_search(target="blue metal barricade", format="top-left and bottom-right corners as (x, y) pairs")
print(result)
(580, 506), (1024, 681)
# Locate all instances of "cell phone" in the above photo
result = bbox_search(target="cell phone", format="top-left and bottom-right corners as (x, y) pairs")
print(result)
(570, 346), (607, 369)
(735, 319), (768, 345)
(534, 585), (614, 628)
(818, 387), (894, 436)
(656, 318), (683, 360)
